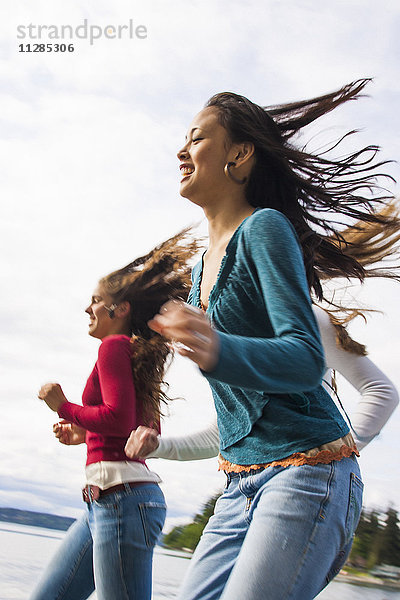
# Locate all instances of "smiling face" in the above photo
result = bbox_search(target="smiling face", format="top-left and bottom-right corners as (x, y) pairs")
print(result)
(177, 107), (233, 205)
(85, 284), (127, 340)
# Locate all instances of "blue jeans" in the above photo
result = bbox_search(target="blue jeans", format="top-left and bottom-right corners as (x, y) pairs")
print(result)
(178, 456), (363, 600)
(30, 483), (166, 600)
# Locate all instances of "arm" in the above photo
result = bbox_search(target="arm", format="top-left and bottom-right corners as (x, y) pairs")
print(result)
(124, 421), (219, 461)
(315, 306), (399, 450)
(150, 421), (219, 460)
(211, 211), (325, 392)
(58, 336), (137, 436)
(152, 210), (324, 392)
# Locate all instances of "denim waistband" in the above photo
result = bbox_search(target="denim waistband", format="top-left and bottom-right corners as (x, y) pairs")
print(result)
(225, 468), (264, 485)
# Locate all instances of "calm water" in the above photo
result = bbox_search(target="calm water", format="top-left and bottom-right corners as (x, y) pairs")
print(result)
(0, 522), (398, 600)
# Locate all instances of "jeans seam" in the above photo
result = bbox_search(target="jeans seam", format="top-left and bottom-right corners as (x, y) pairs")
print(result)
(138, 504), (150, 547)
(116, 504), (130, 600)
(325, 470), (364, 586)
(285, 462), (335, 599)
(344, 472), (364, 545)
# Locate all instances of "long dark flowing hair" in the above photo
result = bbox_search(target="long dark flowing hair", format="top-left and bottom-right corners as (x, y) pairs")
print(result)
(206, 79), (399, 301)
(99, 228), (200, 425)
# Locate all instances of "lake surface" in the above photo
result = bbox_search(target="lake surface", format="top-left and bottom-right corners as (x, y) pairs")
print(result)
(1, 522), (398, 599)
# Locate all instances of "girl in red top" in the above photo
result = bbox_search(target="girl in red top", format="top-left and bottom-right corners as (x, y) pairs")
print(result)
(32, 230), (199, 600)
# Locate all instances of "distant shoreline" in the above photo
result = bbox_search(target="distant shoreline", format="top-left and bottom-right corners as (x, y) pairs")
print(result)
(0, 507), (75, 532)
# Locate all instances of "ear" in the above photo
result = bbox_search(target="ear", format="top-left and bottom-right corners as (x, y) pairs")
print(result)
(116, 301), (130, 318)
(232, 142), (255, 168)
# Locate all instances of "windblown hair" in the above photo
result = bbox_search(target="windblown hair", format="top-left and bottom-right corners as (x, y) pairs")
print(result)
(321, 199), (400, 355)
(325, 200), (400, 280)
(206, 79), (399, 301)
(99, 228), (200, 425)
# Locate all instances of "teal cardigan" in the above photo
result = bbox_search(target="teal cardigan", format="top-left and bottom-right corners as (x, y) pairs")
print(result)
(188, 208), (349, 465)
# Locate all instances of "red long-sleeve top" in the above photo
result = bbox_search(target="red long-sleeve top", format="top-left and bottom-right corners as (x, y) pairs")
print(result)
(58, 335), (145, 466)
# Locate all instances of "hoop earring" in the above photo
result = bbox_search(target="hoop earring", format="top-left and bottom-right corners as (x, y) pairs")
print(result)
(224, 162), (247, 185)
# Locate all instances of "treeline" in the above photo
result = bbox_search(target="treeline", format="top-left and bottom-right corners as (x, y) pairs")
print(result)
(164, 494), (400, 570)
(349, 507), (400, 569)
(163, 493), (220, 552)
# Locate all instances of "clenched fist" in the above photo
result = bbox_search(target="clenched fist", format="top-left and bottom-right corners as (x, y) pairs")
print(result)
(125, 426), (159, 459)
(38, 383), (68, 412)
(53, 420), (86, 445)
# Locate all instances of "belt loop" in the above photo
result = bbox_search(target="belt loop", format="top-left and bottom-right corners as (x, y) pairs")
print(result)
(123, 482), (132, 494)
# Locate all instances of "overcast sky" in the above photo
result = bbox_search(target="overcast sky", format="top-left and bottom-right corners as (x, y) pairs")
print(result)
(1, 0), (399, 530)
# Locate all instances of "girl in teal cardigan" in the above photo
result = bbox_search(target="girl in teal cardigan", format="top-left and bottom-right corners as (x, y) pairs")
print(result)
(150, 80), (398, 600)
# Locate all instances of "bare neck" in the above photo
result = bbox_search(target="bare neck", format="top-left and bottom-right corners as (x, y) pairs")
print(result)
(204, 199), (255, 251)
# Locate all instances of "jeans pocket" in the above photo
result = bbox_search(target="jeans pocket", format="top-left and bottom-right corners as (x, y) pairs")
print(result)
(344, 472), (364, 545)
(93, 495), (118, 509)
(138, 502), (166, 548)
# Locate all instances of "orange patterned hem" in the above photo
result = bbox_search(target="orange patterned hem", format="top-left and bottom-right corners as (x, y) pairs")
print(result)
(218, 444), (359, 474)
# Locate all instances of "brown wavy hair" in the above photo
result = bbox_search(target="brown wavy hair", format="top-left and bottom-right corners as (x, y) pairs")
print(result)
(99, 228), (201, 425)
(206, 79), (399, 302)
(325, 200), (400, 281)
(321, 199), (400, 355)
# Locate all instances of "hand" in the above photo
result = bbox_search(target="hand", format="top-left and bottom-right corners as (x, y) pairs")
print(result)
(53, 420), (86, 445)
(148, 301), (220, 372)
(38, 382), (68, 412)
(125, 426), (160, 459)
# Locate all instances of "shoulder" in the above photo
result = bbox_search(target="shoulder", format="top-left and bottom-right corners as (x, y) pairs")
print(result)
(313, 305), (334, 333)
(191, 258), (203, 281)
(98, 335), (132, 358)
(238, 208), (301, 262)
(243, 208), (296, 235)
(312, 306), (337, 355)
(240, 208), (299, 248)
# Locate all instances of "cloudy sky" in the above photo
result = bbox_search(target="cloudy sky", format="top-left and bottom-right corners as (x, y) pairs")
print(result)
(1, 0), (399, 530)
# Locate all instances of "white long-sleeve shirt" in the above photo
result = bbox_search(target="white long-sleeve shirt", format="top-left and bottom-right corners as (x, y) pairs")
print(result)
(149, 306), (398, 460)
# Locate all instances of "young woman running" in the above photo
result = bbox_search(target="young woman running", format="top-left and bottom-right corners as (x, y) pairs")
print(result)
(31, 230), (198, 600)
(126, 202), (400, 461)
(146, 81), (399, 599)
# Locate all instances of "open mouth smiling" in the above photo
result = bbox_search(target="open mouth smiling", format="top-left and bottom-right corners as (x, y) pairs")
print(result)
(180, 164), (194, 178)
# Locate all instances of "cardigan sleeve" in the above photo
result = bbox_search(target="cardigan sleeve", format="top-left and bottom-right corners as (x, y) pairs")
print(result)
(58, 336), (137, 436)
(204, 209), (325, 393)
(315, 306), (399, 450)
(148, 419), (220, 461)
